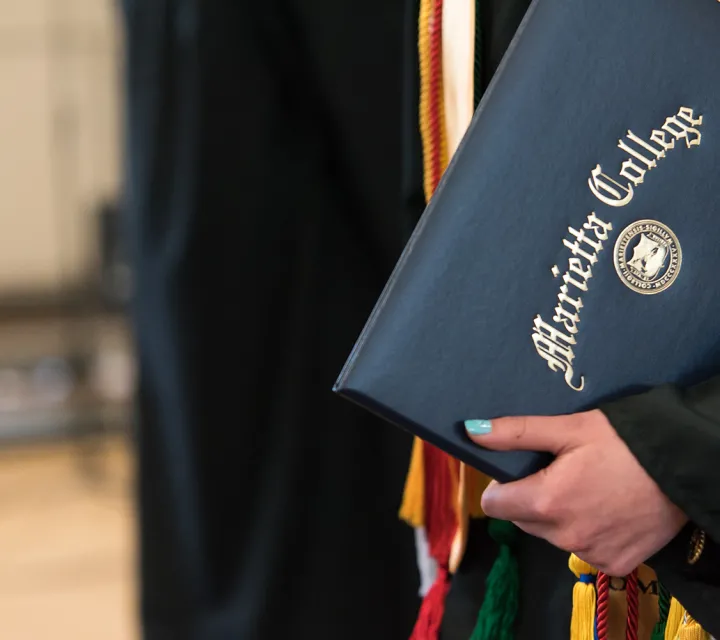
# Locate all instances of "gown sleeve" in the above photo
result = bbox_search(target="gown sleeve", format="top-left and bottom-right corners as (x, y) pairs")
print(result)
(601, 376), (720, 635)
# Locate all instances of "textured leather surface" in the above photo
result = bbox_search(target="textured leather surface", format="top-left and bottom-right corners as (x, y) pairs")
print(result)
(335, 0), (720, 482)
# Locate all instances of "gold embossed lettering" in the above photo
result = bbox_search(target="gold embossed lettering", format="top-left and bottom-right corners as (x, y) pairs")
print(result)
(678, 106), (703, 126)
(663, 111), (702, 148)
(562, 272), (588, 293)
(568, 257), (593, 282)
(531, 316), (584, 391)
(568, 226), (603, 253)
(564, 226), (602, 264)
(536, 107), (701, 392)
(618, 138), (657, 169)
(532, 334), (574, 366)
(583, 213), (613, 242)
(626, 130), (666, 159)
(649, 129), (676, 152)
(532, 314), (576, 347)
(553, 304), (581, 334)
(588, 165), (634, 207)
(558, 284), (583, 313)
(619, 159), (646, 186)
(563, 238), (597, 264)
(565, 369), (585, 391)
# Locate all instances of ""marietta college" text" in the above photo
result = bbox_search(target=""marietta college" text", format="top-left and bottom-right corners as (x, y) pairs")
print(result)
(531, 106), (703, 391)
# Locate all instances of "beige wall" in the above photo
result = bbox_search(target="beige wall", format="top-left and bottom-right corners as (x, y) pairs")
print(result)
(0, 0), (121, 295)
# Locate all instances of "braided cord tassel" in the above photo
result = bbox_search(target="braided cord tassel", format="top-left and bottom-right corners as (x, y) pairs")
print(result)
(626, 569), (640, 640)
(400, 437), (426, 528)
(407, 2), (455, 638)
(595, 573), (610, 640)
(666, 599), (685, 640)
(675, 611), (710, 640)
(418, 0), (447, 202)
(569, 556), (598, 640)
(409, 444), (457, 640)
(651, 582), (672, 640)
(470, 520), (520, 640)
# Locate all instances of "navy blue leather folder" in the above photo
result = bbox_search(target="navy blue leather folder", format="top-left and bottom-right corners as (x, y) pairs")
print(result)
(334, 0), (720, 482)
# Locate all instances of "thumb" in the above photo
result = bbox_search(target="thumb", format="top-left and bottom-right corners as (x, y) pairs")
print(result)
(464, 414), (582, 455)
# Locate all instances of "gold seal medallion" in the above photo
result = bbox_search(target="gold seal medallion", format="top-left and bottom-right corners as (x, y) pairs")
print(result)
(613, 220), (682, 295)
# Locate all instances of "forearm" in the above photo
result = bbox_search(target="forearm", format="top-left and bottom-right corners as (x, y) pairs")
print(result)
(601, 376), (720, 541)
(601, 376), (720, 633)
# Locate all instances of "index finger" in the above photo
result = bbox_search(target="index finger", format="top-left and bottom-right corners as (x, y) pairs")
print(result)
(480, 475), (556, 523)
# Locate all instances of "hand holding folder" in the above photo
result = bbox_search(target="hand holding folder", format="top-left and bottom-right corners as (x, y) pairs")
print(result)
(463, 411), (687, 576)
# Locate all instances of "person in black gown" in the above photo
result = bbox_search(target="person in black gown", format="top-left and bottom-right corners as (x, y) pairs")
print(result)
(122, 1), (720, 638)
(121, 1), (420, 638)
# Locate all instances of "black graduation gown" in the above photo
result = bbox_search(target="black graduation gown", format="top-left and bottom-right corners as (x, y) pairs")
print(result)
(122, 1), (421, 638)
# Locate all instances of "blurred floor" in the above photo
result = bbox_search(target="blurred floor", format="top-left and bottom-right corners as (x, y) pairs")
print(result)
(0, 435), (137, 640)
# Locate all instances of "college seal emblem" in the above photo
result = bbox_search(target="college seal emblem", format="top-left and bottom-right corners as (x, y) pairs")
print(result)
(614, 220), (682, 295)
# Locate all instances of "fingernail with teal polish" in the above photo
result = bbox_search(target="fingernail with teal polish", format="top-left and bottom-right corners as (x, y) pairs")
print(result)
(465, 419), (492, 436)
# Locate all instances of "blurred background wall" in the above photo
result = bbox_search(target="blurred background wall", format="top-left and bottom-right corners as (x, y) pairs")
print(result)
(0, 1), (136, 638)
(0, 0), (121, 294)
